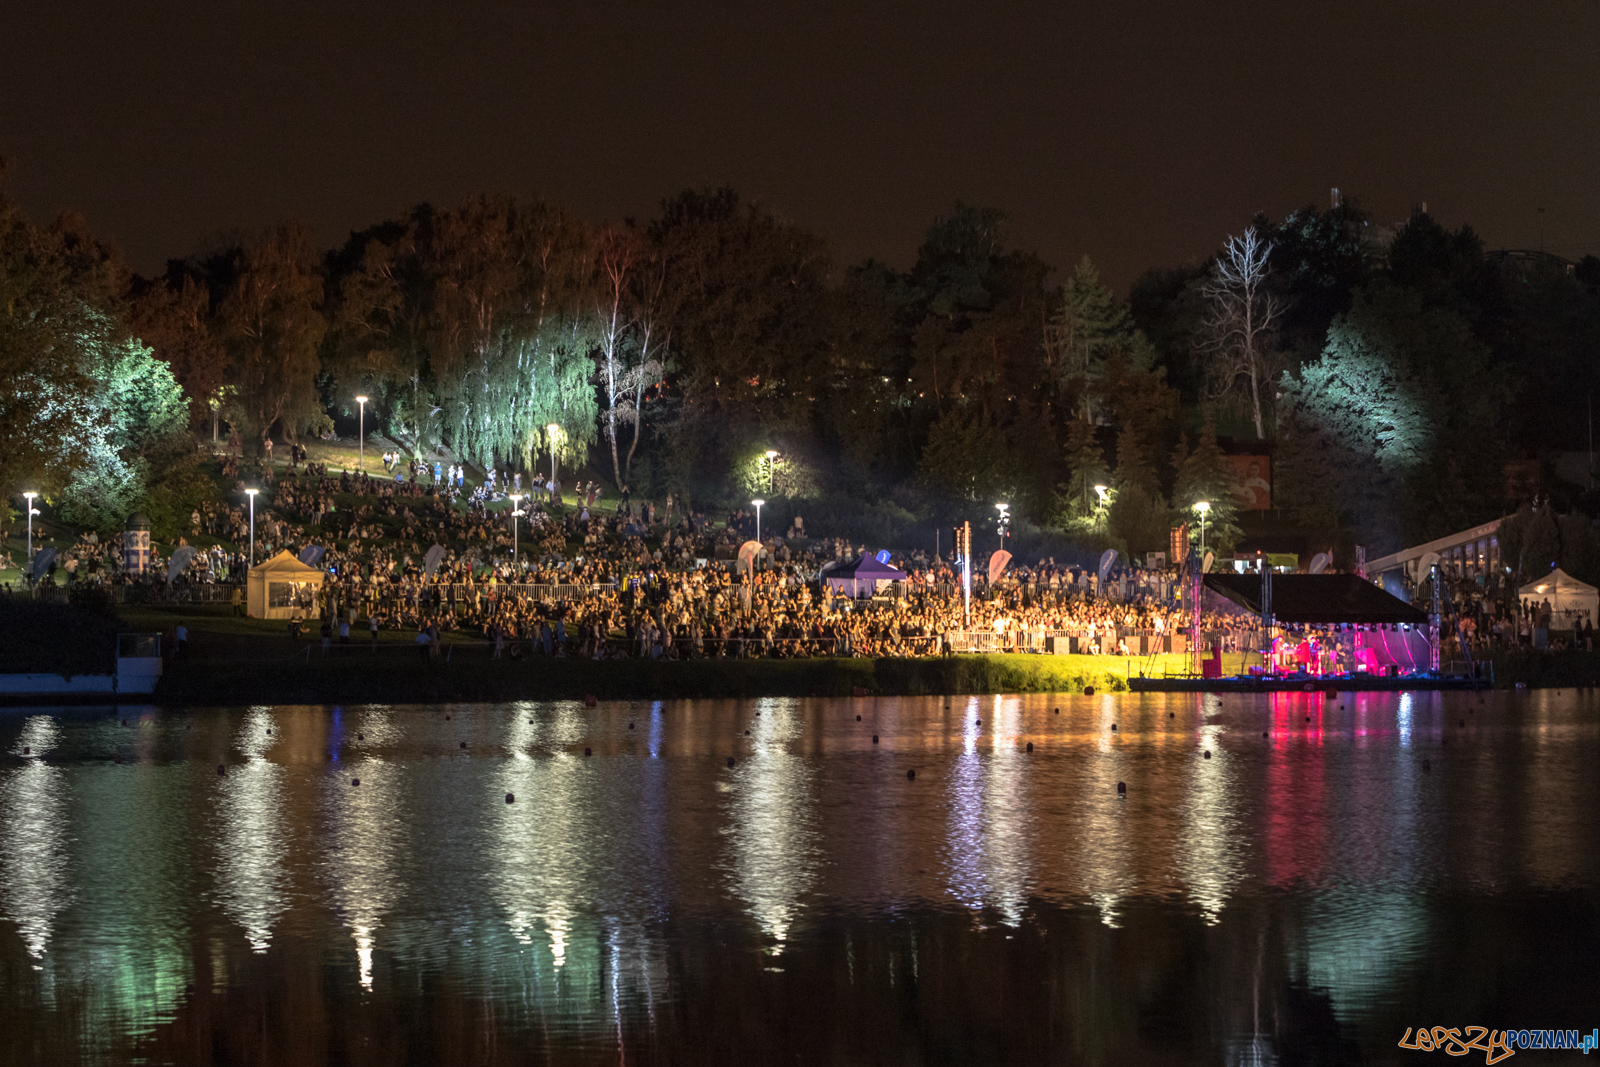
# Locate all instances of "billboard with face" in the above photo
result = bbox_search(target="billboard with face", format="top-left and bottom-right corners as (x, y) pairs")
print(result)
(1226, 455), (1271, 510)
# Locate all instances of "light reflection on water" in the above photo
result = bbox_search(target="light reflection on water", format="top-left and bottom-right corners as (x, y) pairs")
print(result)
(0, 690), (1595, 1064)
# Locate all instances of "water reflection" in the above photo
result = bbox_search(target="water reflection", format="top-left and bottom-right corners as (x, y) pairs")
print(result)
(724, 698), (820, 950)
(0, 716), (70, 960)
(212, 708), (287, 952)
(0, 692), (1595, 1065)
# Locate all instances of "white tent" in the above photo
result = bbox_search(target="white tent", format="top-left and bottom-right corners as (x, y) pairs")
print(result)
(1519, 568), (1599, 627)
(247, 550), (326, 620)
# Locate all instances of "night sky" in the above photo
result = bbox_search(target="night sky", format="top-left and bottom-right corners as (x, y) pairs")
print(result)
(4, 0), (1597, 288)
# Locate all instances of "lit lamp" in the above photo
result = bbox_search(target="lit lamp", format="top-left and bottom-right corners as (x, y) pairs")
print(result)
(22, 492), (38, 579)
(244, 488), (259, 568)
(1195, 500), (1210, 553)
(764, 449), (778, 493)
(508, 493), (523, 562)
(355, 395), (368, 471)
(751, 498), (765, 545)
(994, 502), (1010, 552)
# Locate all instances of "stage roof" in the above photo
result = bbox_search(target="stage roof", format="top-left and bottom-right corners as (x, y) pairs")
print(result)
(1203, 573), (1429, 626)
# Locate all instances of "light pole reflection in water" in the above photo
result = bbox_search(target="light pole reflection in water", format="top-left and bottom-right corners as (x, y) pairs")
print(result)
(213, 709), (288, 952)
(319, 708), (402, 992)
(725, 698), (820, 951)
(0, 717), (70, 961)
(1176, 696), (1245, 924)
(942, 695), (1034, 925)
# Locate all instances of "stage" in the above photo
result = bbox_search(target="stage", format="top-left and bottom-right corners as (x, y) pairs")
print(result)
(1128, 673), (1491, 692)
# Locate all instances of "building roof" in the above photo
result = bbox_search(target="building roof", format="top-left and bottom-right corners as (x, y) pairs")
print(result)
(1204, 573), (1428, 626)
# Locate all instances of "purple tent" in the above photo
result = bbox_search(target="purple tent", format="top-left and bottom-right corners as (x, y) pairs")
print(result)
(824, 555), (909, 598)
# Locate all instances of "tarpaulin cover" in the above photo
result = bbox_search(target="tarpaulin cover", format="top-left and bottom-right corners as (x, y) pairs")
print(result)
(1203, 573), (1428, 625)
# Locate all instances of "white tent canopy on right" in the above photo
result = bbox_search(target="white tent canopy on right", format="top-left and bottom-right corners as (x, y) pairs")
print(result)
(1518, 568), (1599, 627)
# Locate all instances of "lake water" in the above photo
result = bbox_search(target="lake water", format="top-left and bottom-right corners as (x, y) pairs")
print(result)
(1, 691), (1597, 1065)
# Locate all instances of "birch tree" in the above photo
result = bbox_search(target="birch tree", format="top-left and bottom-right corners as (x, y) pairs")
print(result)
(1197, 229), (1283, 439)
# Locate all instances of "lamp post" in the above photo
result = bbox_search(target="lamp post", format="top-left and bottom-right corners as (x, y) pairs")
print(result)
(751, 498), (765, 545)
(355, 395), (368, 471)
(994, 502), (1010, 554)
(244, 488), (259, 568)
(1194, 500), (1210, 554)
(22, 492), (38, 576)
(509, 493), (522, 563)
(764, 449), (778, 494)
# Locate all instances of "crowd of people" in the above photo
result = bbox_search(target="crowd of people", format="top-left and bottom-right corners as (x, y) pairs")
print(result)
(17, 443), (1594, 664)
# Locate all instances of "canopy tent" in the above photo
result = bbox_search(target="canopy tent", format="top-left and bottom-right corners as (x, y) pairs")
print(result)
(1519, 568), (1599, 627)
(247, 550), (327, 620)
(824, 555), (908, 599)
(1203, 573), (1428, 626)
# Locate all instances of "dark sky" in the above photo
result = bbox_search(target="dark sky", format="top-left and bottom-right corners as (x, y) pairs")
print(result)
(4, 1), (1598, 290)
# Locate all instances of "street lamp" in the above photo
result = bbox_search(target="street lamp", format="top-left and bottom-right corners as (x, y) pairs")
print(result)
(244, 488), (259, 568)
(994, 502), (1010, 553)
(355, 395), (368, 471)
(546, 423), (561, 493)
(1194, 500), (1210, 554)
(22, 492), (38, 575)
(764, 449), (778, 493)
(751, 498), (765, 545)
(509, 493), (523, 563)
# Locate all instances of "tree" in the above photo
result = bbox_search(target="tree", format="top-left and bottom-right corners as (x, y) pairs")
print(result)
(593, 224), (665, 490)
(58, 330), (188, 528)
(1045, 256), (1146, 413)
(0, 183), (114, 529)
(1171, 421), (1241, 554)
(215, 224), (326, 452)
(1197, 228), (1284, 439)
(1059, 412), (1106, 522)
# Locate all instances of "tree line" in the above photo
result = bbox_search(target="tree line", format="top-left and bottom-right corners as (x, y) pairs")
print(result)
(5, 166), (1598, 561)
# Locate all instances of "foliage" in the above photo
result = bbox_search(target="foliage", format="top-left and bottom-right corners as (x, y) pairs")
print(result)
(915, 406), (1018, 502)
(1171, 421), (1241, 554)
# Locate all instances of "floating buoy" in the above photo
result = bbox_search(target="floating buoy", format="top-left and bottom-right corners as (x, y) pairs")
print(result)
(754, 711), (760, 716)
(629, 722), (635, 730)
(907, 769), (916, 781)
(856, 714), (862, 721)
(1053, 708), (1059, 714)
(445, 714), (451, 720)
(585, 694), (597, 707)
(744, 730), (750, 736)
(1084, 687), (1095, 696)
(1339, 704), (1344, 709)
(1116, 781), (1126, 795)
(1026, 742), (1033, 753)
(265, 728), (271, 735)
(1263, 731), (1269, 738)
(1110, 724), (1117, 732)
(506, 792), (515, 804)
(1304, 715), (1311, 722)
(727, 756), (735, 768)
(22, 746), (29, 755)
(357, 733), (364, 740)
(1203, 750), (1212, 759)
(872, 735), (879, 743)
(584, 747), (592, 756)
(1168, 712), (1175, 719)
(459, 741), (467, 749)
(351, 778), (360, 787)
(975, 718), (981, 726)
(216, 765), (226, 776)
